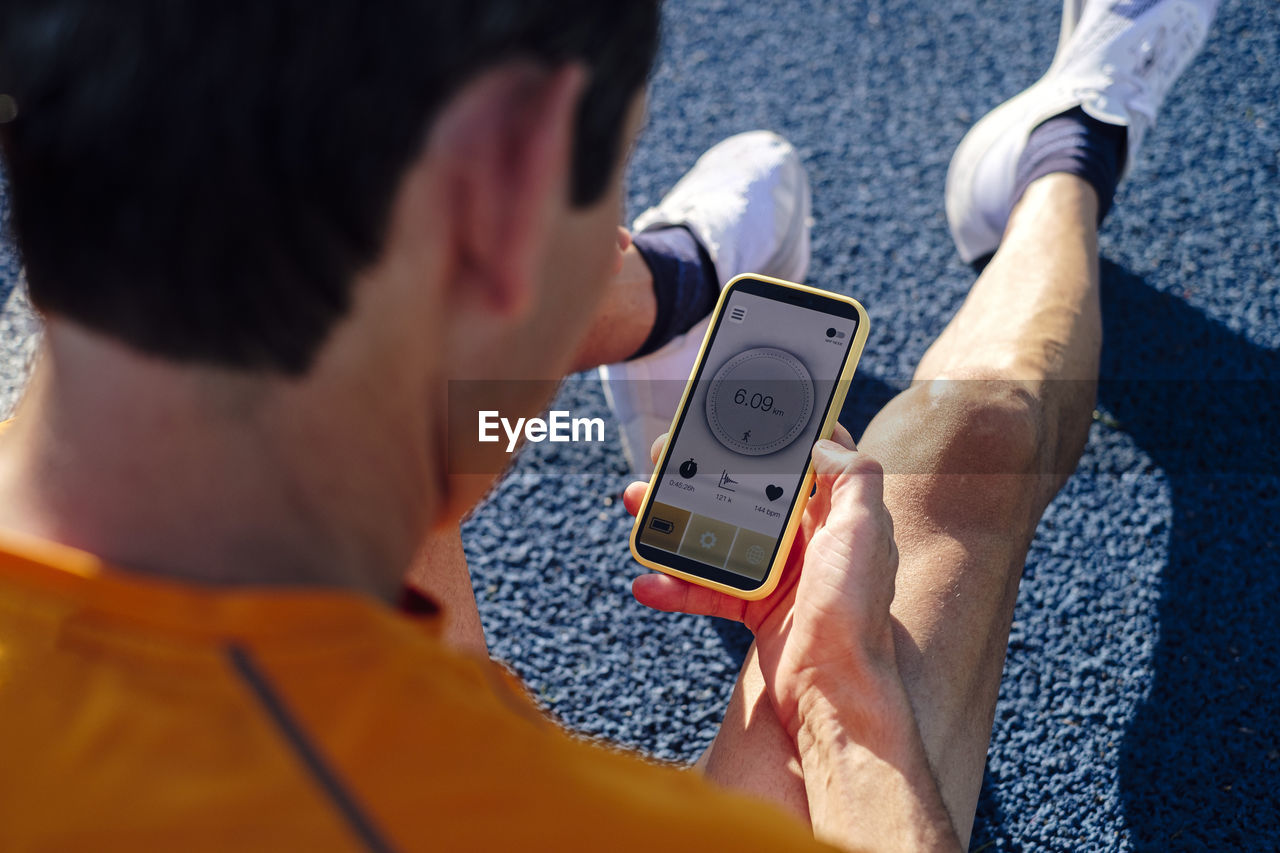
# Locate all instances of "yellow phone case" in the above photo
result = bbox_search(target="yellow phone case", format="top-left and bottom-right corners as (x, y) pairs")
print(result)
(628, 273), (870, 601)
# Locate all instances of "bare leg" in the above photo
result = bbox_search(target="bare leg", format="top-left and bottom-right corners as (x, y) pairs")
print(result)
(571, 246), (656, 372)
(699, 174), (1102, 846)
(866, 174), (1100, 834)
(696, 646), (811, 819)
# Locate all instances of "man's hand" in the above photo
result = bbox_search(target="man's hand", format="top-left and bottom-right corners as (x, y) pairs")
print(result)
(623, 431), (960, 852)
(623, 426), (898, 739)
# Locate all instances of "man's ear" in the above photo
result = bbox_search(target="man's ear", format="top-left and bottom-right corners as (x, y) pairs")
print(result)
(428, 62), (587, 319)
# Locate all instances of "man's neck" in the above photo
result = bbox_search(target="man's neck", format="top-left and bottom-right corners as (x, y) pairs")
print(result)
(0, 323), (439, 600)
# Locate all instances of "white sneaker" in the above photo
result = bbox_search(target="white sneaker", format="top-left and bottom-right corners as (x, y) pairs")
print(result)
(946, 0), (1219, 264)
(600, 131), (811, 476)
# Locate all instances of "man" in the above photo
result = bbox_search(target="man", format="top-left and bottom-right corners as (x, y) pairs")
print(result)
(0, 2), (1215, 853)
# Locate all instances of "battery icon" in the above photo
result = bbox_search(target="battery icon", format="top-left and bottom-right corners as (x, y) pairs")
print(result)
(650, 517), (675, 534)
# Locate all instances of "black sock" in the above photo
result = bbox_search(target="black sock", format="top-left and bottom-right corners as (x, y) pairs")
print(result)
(629, 226), (720, 359)
(1011, 106), (1129, 222)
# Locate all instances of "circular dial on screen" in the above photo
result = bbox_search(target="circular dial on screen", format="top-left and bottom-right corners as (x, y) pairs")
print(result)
(705, 347), (815, 456)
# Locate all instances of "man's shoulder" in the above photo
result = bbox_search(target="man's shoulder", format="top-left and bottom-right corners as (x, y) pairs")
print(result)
(0, 548), (827, 851)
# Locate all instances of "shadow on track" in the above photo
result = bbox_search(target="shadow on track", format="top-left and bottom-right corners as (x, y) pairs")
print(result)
(1098, 261), (1280, 850)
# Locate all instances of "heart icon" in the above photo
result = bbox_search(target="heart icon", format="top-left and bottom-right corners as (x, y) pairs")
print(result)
(765, 485), (784, 502)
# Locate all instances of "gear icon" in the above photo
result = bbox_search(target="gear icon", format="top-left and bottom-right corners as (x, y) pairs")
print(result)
(699, 531), (718, 550)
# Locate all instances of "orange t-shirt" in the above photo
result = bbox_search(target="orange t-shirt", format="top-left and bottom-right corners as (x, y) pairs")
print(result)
(0, 531), (835, 852)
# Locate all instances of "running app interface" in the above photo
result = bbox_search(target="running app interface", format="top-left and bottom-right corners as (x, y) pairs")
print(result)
(637, 288), (856, 583)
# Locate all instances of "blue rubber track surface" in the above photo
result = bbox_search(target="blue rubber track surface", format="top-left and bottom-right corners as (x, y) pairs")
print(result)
(1, 1), (1277, 849)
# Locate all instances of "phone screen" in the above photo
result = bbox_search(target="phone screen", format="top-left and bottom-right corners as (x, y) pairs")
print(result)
(634, 277), (862, 593)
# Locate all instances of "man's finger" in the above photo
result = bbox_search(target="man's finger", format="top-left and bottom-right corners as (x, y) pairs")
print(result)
(831, 422), (856, 450)
(632, 573), (749, 623)
(810, 439), (885, 511)
(649, 432), (670, 466)
(622, 481), (648, 516)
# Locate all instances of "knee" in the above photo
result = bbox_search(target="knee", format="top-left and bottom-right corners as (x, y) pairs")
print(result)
(862, 372), (1047, 539)
(870, 370), (1045, 479)
(917, 372), (1044, 476)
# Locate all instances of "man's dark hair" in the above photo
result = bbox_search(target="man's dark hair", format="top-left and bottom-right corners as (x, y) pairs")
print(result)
(0, 1), (660, 374)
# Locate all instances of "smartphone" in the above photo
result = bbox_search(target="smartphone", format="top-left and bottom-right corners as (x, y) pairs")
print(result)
(629, 273), (869, 600)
